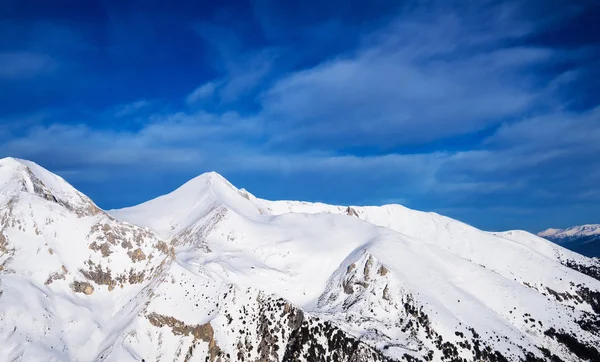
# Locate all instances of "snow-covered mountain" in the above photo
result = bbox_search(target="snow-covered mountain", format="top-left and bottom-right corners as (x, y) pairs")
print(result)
(539, 225), (600, 239)
(539, 225), (600, 258)
(0, 158), (173, 361)
(1, 157), (600, 361)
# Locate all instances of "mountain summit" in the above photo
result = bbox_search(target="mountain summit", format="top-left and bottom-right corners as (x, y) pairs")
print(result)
(110, 171), (263, 239)
(1, 158), (600, 361)
(0, 157), (99, 215)
(540, 224), (600, 239)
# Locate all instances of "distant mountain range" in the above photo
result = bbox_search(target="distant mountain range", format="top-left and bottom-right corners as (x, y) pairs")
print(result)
(539, 225), (600, 258)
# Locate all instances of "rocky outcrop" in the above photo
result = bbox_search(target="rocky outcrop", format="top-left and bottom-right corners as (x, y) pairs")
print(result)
(71, 281), (94, 295)
(128, 248), (146, 262)
(23, 167), (102, 217)
(346, 206), (359, 217)
(147, 313), (222, 361)
(45, 265), (68, 285)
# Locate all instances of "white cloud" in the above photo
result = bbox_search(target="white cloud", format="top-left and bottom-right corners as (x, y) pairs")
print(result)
(186, 82), (217, 104)
(114, 100), (152, 117)
(261, 24), (555, 146)
(1, 0), (597, 229)
(1, 101), (599, 218)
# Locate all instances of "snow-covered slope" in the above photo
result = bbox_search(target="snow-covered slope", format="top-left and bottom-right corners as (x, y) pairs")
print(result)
(539, 225), (600, 258)
(110, 172), (266, 240)
(2, 158), (600, 361)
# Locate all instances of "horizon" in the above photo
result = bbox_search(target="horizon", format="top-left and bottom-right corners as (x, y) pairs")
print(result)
(1, 0), (599, 232)
(4, 155), (597, 235)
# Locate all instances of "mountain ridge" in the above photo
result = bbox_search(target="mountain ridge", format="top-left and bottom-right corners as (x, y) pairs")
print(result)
(539, 224), (600, 239)
(1, 158), (600, 361)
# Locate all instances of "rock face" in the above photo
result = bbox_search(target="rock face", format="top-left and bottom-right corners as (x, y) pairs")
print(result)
(1, 158), (600, 362)
(137, 284), (391, 362)
(71, 281), (95, 295)
(346, 206), (359, 217)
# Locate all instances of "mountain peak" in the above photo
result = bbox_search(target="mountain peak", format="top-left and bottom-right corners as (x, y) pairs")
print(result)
(184, 171), (236, 191)
(0, 156), (22, 166)
(190, 170), (226, 181)
(110, 170), (264, 238)
(538, 228), (563, 237)
(0, 157), (100, 216)
(0, 157), (34, 176)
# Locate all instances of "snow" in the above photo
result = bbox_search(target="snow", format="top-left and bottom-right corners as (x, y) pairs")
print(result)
(110, 172), (265, 239)
(2, 159), (600, 361)
(539, 224), (600, 239)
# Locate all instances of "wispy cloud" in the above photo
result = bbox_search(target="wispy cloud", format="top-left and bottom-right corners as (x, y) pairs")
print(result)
(0, 52), (55, 79)
(257, 3), (575, 149)
(186, 82), (217, 104)
(3, 103), (598, 206)
(114, 100), (152, 118)
(0, 0), (598, 231)
(191, 22), (279, 104)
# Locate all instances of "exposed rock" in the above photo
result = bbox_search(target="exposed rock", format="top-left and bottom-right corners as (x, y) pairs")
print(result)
(346, 206), (359, 217)
(25, 167), (101, 217)
(0, 232), (7, 254)
(378, 265), (389, 276)
(45, 265), (68, 285)
(71, 281), (94, 295)
(562, 259), (600, 282)
(238, 189), (251, 200)
(89, 241), (112, 257)
(128, 248), (146, 262)
(575, 286), (600, 314)
(383, 284), (391, 301)
(155, 240), (170, 254)
(544, 327), (600, 361)
(128, 269), (146, 284)
(364, 255), (374, 280)
(80, 263), (117, 290)
(147, 313), (222, 361)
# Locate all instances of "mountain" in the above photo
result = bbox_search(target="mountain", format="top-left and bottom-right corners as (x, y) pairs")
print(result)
(0, 157), (172, 361)
(539, 225), (600, 258)
(1, 157), (600, 361)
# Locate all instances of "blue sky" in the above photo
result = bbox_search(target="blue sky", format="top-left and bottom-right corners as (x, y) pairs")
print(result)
(1, 0), (599, 232)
